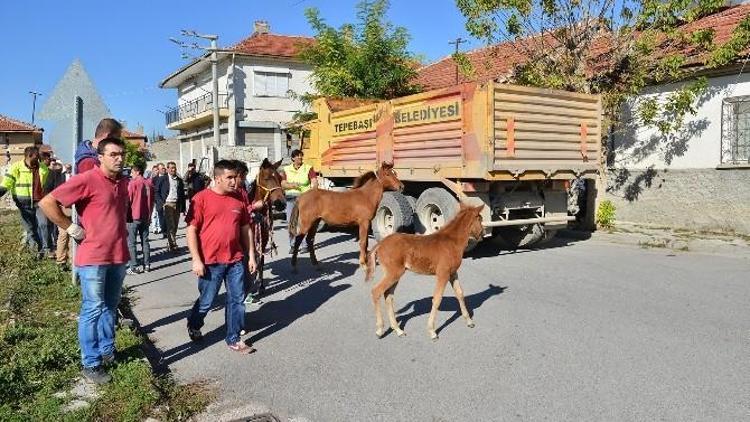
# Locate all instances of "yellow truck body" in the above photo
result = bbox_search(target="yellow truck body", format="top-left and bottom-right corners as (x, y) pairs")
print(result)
(302, 82), (602, 247)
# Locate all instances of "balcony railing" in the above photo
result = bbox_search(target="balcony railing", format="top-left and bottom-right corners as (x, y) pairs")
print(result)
(165, 92), (228, 126)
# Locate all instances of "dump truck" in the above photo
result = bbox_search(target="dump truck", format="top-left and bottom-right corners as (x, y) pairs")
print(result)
(302, 81), (601, 248)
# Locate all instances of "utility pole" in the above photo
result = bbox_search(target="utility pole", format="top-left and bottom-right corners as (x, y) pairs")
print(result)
(29, 91), (42, 125)
(171, 30), (221, 156)
(448, 37), (467, 85)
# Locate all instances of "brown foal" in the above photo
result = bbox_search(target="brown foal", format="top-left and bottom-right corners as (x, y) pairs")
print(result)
(288, 161), (404, 270)
(365, 203), (484, 340)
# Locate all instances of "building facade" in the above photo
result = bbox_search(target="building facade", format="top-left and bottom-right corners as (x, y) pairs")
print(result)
(0, 114), (44, 166)
(160, 21), (314, 172)
(416, 4), (750, 234)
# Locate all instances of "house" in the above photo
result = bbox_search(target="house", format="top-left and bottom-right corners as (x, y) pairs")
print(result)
(416, 4), (750, 235)
(0, 114), (44, 166)
(159, 21), (315, 172)
(122, 128), (149, 152)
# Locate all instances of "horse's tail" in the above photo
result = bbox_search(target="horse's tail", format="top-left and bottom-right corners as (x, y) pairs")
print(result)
(364, 244), (380, 283)
(288, 201), (300, 237)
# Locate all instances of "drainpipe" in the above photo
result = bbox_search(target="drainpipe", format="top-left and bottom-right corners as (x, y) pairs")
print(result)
(228, 53), (237, 147)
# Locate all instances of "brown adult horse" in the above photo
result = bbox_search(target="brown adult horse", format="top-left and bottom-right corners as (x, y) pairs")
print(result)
(249, 158), (286, 296)
(288, 161), (404, 271)
(365, 203), (484, 340)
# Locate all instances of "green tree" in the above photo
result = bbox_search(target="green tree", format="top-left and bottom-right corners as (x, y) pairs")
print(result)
(455, 0), (750, 161)
(124, 140), (146, 170)
(298, 0), (422, 100)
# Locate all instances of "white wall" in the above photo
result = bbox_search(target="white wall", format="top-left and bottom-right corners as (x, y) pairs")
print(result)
(176, 61), (232, 105)
(234, 57), (313, 124)
(614, 72), (750, 169)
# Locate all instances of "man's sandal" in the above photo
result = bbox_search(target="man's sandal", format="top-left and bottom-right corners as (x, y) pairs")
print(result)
(228, 342), (256, 354)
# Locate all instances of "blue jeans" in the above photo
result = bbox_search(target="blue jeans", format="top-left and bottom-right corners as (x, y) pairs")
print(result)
(17, 202), (42, 253)
(187, 261), (246, 344)
(127, 220), (150, 268)
(36, 206), (52, 253)
(77, 264), (126, 368)
(286, 195), (298, 246)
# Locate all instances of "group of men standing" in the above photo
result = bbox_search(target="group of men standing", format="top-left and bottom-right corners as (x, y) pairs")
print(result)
(1, 143), (74, 266)
(2, 115), (319, 385)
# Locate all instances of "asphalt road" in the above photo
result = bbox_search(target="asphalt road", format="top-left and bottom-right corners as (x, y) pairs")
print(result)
(125, 224), (750, 422)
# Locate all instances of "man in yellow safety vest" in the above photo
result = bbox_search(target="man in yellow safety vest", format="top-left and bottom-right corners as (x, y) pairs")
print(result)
(280, 149), (318, 251)
(1, 146), (50, 257)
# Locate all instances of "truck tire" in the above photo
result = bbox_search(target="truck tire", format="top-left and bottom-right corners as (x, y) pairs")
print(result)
(415, 188), (458, 235)
(405, 195), (417, 214)
(415, 188), (480, 253)
(372, 191), (415, 241)
(492, 224), (548, 249)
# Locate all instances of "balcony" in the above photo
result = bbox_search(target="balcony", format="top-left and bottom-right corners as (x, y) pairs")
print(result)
(166, 92), (230, 130)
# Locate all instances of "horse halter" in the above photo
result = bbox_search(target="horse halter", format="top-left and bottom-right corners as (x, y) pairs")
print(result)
(256, 172), (282, 202)
(373, 167), (396, 184)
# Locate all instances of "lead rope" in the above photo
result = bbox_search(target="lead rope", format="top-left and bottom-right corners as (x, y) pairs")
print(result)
(253, 174), (279, 258)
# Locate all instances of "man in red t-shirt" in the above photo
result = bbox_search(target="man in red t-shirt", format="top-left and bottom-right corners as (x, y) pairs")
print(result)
(39, 137), (130, 385)
(185, 159), (257, 354)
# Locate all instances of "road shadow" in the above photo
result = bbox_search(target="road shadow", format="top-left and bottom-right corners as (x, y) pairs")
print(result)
(246, 260), (358, 344)
(390, 284), (507, 336)
(151, 292), (238, 367)
(153, 257), (358, 366)
(467, 234), (585, 259)
(129, 269), (192, 287)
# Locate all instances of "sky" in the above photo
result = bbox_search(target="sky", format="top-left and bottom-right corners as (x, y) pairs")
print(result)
(0, 0), (483, 148)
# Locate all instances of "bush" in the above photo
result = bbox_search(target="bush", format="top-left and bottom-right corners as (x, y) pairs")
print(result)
(596, 200), (616, 229)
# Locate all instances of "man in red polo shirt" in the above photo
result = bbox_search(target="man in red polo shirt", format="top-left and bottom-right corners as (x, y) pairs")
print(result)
(39, 137), (130, 385)
(185, 159), (258, 354)
(126, 163), (154, 274)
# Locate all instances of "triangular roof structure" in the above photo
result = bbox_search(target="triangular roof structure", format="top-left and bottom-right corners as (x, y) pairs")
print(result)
(37, 59), (111, 163)
(39, 59), (110, 121)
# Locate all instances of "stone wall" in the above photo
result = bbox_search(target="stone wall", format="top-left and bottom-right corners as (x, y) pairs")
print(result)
(605, 168), (750, 234)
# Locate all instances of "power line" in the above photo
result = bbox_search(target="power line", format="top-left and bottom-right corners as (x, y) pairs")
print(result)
(449, 37), (468, 85)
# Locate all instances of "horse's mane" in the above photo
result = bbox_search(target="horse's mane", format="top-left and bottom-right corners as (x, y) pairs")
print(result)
(438, 207), (476, 234)
(352, 171), (377, 188)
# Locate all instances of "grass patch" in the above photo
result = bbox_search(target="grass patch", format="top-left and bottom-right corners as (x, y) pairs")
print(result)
(0, 210), (212, 421)
(638, 239), (669, 249)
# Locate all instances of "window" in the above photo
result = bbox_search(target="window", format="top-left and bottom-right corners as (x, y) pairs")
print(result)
(253, 70), (290, 97)
(721, 96), (750, 164)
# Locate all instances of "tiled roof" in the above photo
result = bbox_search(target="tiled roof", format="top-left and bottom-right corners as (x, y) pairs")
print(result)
(0, 114), (40, 132)
(231, 33), (315, 58)
(416, 4), (750, 90)
(122, 128), (146, 139)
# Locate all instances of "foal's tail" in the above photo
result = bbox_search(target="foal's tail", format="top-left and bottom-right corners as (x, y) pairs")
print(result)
(364, 244), (380, 283)
(288, 202), (300, 237)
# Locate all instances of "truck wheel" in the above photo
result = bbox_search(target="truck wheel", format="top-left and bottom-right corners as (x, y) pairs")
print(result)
(405, 195), (417, 215)
(492, 224), (547, 249)
(415, 188), (458, 235)
(372, 192), (415, 241)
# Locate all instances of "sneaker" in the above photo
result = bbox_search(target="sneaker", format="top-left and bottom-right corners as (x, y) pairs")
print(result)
(188, 326), (203, 342)
(143, 265), (151, 273)
(126, 267), (142, 275)
(82, 366), (111, 385)
(101, 353), (115, 366)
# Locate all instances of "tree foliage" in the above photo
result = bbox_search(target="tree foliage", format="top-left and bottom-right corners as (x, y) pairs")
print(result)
(455, 0), (750, 161)
(298, 0), (422, 100)
(124, 140), (146, 169)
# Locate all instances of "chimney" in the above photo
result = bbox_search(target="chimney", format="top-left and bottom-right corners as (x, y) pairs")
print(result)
(254, 20), (270, 35)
